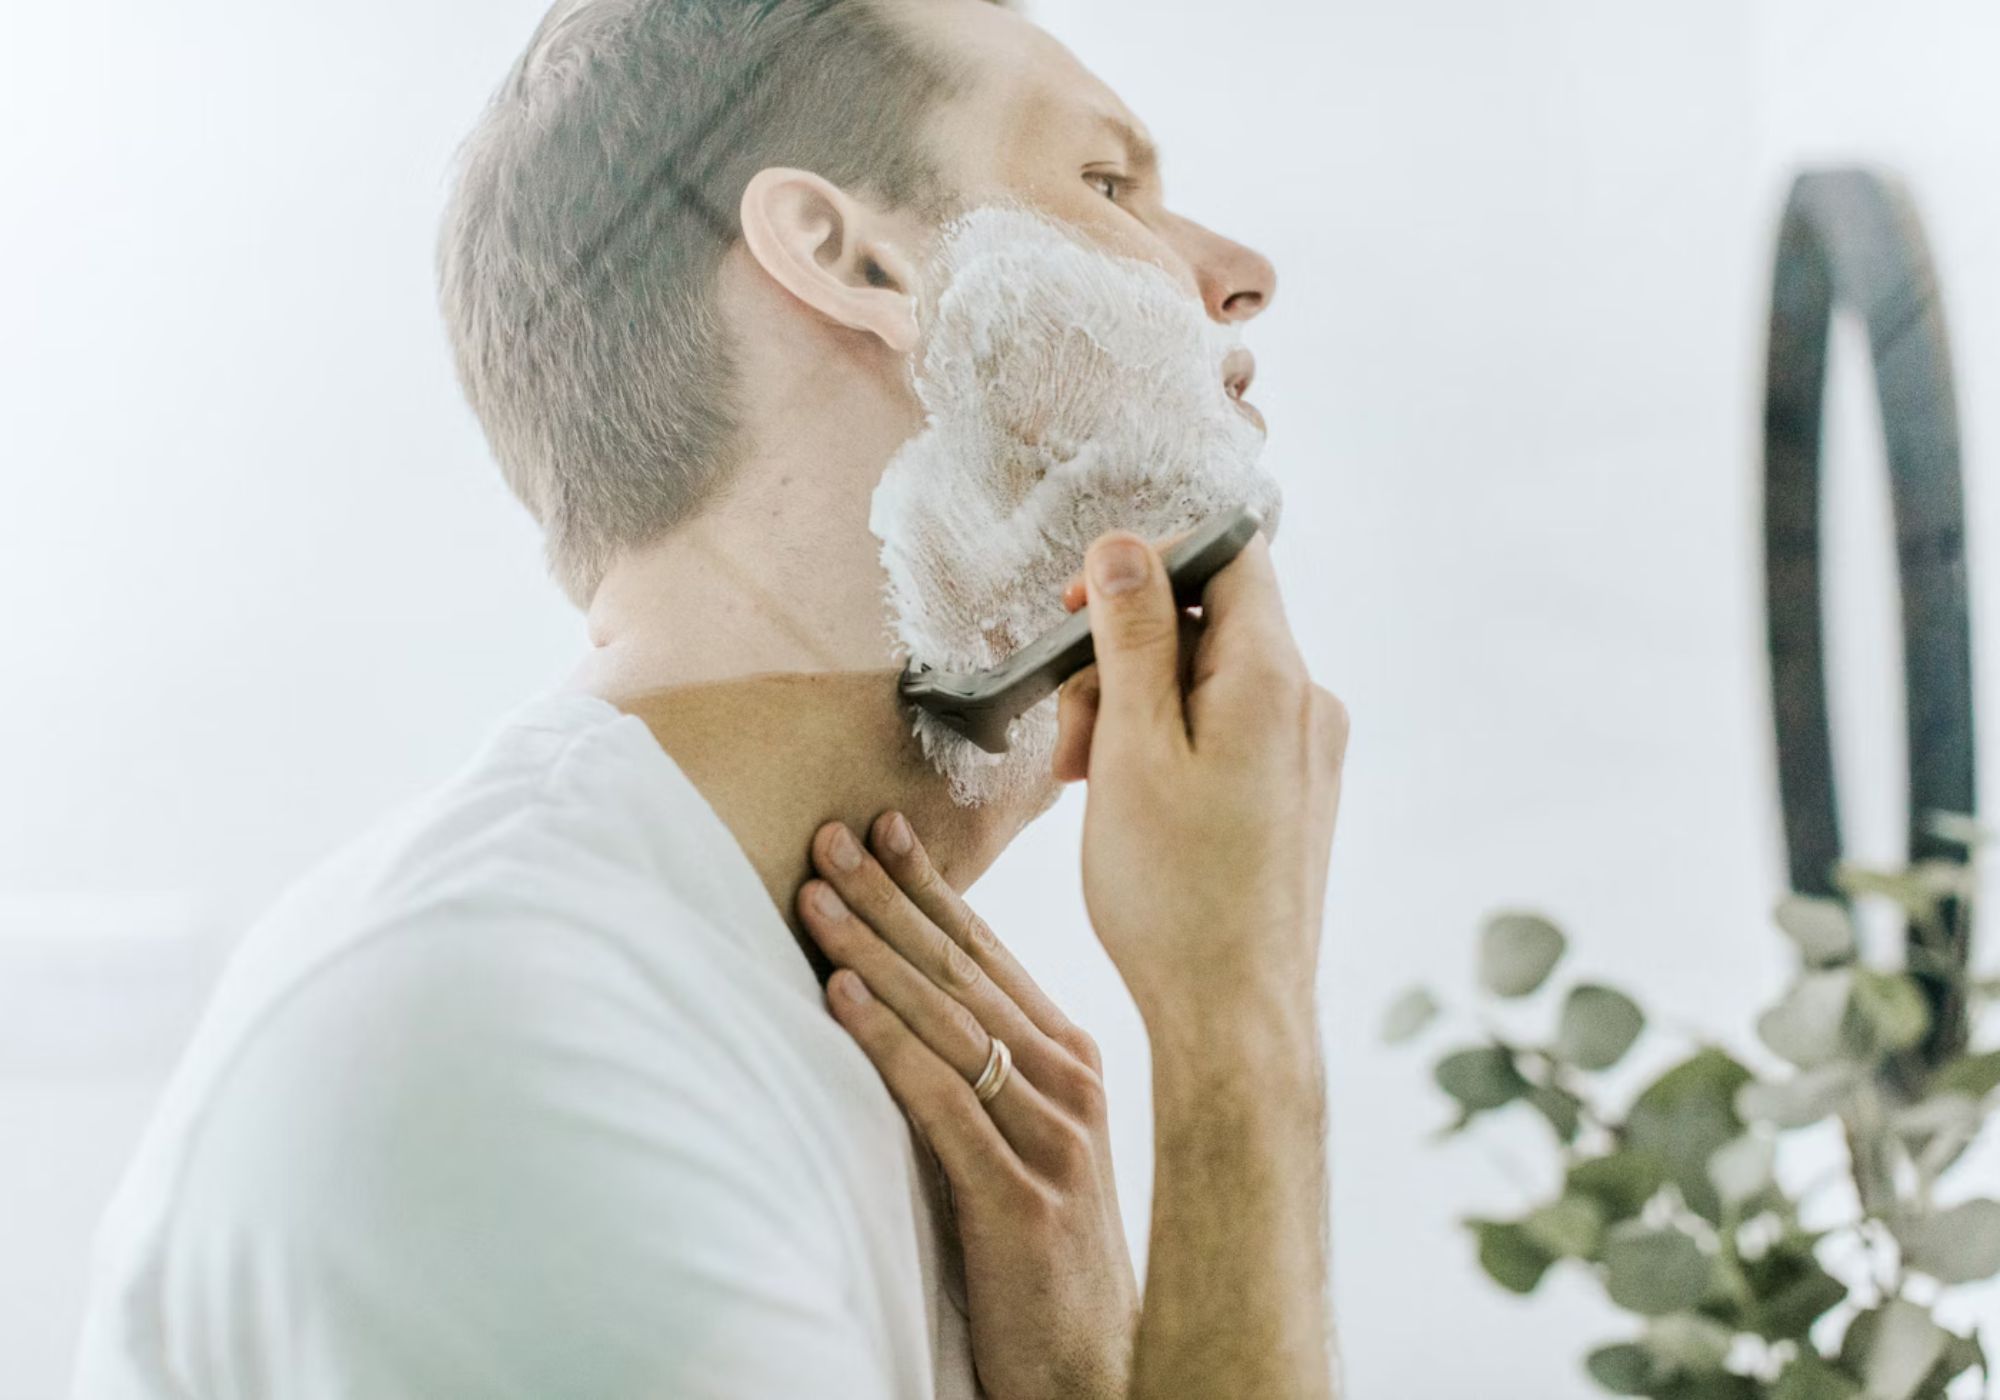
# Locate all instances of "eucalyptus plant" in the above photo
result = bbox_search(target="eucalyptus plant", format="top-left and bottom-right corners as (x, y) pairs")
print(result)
(1386, 812), (1999, 1399)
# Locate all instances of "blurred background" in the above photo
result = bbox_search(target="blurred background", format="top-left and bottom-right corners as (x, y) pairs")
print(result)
(4, 1), (1998, 1395)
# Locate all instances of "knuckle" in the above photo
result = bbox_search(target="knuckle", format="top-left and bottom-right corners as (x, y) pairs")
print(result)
(936, 934), (983, 994)
(940, 998), (985, 1053)
(1044, 1113), (1096, 1177)
(1059, 1024), (1103, 1073)
(1236, 647), (1307, 704)
(961, 911), (1002, 959)
(1273, 651), (1314, 697)
(1144, 684), (1188, 738)
(1107, 603), (1178, 655)
(909, 859), (950, 906)
(1055, 1059), (1108, 1123)
(1008, 1172), (1061, 1228)
(1311, 686), (1351, 755)
(853, 876), (899, 924)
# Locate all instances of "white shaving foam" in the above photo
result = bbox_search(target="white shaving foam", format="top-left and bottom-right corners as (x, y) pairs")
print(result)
(870, 205), (1284, 807)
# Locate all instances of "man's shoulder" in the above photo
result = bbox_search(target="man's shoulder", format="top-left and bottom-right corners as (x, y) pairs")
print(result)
(328, 689), (669, 896)
(136, 686), (848, 1241)
(189, 816), (818, 1177)
(222, 688), (713, 1013)
(182, 891), (804, 1199)
(76, 695), (927, 1399)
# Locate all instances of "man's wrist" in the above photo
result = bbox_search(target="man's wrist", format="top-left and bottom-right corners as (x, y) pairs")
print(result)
(1143, 987), (1322, 1107)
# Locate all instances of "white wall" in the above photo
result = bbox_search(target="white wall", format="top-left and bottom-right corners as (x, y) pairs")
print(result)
(1, 4), (580, 1387)
(3, 3), (1996, 1396)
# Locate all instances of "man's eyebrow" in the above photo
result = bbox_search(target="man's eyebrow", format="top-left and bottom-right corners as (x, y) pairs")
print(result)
(1098, 113), (1160, 177)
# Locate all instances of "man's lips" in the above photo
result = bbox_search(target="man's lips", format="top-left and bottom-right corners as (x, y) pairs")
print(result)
(1221, 346), (1265, 432)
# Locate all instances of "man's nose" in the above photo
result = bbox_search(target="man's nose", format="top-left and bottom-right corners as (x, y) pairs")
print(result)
(1168, 214), (1278, 325)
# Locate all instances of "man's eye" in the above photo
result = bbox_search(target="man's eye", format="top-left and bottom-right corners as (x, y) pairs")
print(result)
(1086, 172), (1122, 202)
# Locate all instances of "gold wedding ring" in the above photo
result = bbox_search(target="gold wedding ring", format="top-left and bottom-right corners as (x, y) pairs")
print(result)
(971, 1035), (1013, 1104)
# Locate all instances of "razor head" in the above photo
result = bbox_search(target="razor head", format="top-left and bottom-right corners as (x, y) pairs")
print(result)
(895, 504), (1266, 756)
(898, 667), (1029, 754)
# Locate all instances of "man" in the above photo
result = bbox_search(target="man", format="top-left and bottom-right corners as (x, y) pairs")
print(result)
(72, 1), (1349, 1397)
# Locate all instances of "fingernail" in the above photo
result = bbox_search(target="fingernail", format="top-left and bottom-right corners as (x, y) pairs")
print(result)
(1090, 538), (1149, 596)
(882, 811), (914, 857)
(826, 824), (862, 874)
(837, 970), (871, 1005)
(813, 883), (847, 921)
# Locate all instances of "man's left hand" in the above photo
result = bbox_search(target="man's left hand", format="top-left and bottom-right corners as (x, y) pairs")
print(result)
(798, 812), (1139, 1400)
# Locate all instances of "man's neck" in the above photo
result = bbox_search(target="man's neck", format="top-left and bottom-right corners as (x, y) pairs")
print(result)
(587, 669), (1058, 978)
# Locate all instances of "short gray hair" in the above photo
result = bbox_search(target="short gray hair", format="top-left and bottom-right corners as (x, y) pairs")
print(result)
(439, 0), (972, 605)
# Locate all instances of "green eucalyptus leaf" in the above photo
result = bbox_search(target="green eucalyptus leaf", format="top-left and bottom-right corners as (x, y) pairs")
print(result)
(1652, 1376), (1763, 1400)
(1601, 1226), (1712, 1316)
(1586, 1342), (1661, 1395)
(1774, 894), (1858, 967)
(1834, 864), (1938, 916)
(1707, 1133), (1775, 1210)
(1840, 1300), (1949, 1400)
(1895, 1198), (2000, 1285)
(1757, 971), (1854, 1068)
(1846, 969), (1931, 1056)
(1891, 1092), (1980, 1139)
(1435, 1046), (1529, 1112)
(1567, 1151), (1668, 1223)
(1922, 809), (1993, 847)
(1892, 1094), (1981, 1180)
(1527, 1082), (1585, 1144)
(1908, 858), (1977, 902)
(1381, 986), (1441, 1044)
(1931, 1049), (2000, 1100)
(1523, 1194), (1605, 1260)
(1558, 984), (1647, 1070)
(1646, 1314), (1734, 1375)
(1469, 1219), (1554, 1294)
(1585, 1319), (1741, 1397)
(1625, 1049), (1752, 1224)
(1479, 912), (1567, 998)
(1770, 1353), (1862, 1400)
(1735, 1234), (1847, 1342)
(1736, 1064), (1859, 1131)
(1919, 1328), (1986, 1395)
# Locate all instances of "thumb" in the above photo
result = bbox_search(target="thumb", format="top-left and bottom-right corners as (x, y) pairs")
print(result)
(1082, 532), (1189, 760)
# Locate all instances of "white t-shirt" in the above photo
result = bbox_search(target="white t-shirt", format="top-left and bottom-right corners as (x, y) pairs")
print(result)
(72, 692), (980, 1400)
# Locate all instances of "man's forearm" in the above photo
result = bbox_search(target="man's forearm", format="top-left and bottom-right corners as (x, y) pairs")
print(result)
(1129, 1005), (1335, 1400)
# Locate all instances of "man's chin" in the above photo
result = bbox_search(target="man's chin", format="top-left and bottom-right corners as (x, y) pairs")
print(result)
(1231, 397), (1268, 435)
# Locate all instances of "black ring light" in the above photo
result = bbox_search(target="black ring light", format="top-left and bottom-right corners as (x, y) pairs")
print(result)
(1762, 167), (1977, 1068)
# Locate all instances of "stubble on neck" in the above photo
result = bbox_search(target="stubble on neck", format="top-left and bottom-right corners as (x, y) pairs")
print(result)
(597, 668), (1060, 980)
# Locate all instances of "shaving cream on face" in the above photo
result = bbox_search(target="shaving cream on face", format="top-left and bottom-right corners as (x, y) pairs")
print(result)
(869, 205), (1284, 807)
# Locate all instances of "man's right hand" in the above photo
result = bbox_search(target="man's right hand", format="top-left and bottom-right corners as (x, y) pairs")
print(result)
(1057, 528), (1348, 1043)
(1054, 525), (1346, 1400)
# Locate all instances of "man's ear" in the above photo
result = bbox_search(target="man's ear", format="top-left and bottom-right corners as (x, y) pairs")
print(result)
(738, 167), (921, 354)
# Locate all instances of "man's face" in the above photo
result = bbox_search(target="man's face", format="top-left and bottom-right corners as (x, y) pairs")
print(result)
(864, 3), (1284, 809)
(901, 0), (1277, 415)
